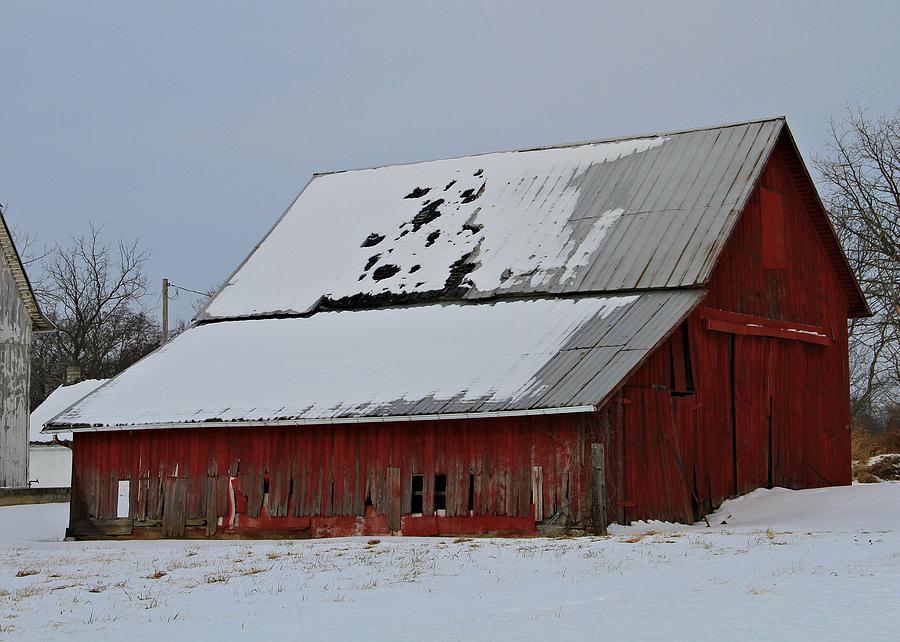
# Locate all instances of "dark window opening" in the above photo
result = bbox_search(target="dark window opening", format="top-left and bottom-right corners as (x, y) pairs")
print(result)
(434, 474), (447, 513)
(411, 474), (424, 514)
(682, 327), (695, 391)
(670, 324), (696, 396)
(467, 473), (475, 513)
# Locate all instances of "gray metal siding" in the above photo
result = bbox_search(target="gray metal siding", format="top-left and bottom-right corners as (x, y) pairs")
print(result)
(0, 253), (31, 487)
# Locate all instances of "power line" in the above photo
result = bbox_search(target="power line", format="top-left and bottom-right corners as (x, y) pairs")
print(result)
(167, 283), (210, 298)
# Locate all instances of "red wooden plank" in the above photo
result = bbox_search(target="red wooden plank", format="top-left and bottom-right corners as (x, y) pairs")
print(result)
(705, 317), (830, 346)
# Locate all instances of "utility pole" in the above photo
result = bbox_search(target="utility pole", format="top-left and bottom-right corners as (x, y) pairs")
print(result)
(161, 278), (169, 345)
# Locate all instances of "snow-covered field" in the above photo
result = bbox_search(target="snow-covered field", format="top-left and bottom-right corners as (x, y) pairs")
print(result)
(1, 485), (899, 641)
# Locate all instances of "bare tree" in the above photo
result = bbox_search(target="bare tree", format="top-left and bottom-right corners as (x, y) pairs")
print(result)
(3, 204), (51, 282)
(815, 108), (899, 429)
(29, 224), (160, 408)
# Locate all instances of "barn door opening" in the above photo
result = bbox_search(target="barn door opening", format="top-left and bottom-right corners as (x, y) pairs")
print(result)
(732, 336), (774, 495)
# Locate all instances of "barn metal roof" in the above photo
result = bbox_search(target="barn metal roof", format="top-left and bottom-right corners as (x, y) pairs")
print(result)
(45, 116), (868, 433)
(0, 211), (54, 332)
(200, 118), (783, 320)
(45, 290), (702, 432)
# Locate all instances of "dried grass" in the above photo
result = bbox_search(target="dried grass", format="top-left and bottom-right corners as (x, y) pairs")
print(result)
(204, 572), (230, 584)
(12, 585), (45, 601)
(851, 428), (900, 461)
(240, 566), (268, 576)
(869, 455), (900, 480)
(851, 428), (900, 482)
(854, 467), (880, 483)
(621, 530), (659, 544)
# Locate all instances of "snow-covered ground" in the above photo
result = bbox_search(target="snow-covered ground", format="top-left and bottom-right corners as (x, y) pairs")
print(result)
(1, 484), (899, 641)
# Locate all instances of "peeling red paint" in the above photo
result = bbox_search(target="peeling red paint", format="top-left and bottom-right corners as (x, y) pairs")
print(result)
(70, 413), (595, 538)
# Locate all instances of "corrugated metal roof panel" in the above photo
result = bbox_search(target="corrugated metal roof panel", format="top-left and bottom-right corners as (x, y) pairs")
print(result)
(46, 291), (704, 432)
(534, 289), (704, 407)
(199, 119), (784, 321)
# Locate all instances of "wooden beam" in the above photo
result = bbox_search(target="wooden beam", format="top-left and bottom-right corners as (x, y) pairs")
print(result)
(590, 443), (607, 535)
(700, 308), (830, 346)
(204, 477), (217, 537)
(531, 466), (543, 522)
(70, 518), (134, 536)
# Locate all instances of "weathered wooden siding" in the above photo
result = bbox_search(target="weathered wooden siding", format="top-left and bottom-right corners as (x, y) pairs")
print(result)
(70, 413), (604, 538)
(0, 253), (31, 487)
(608, 137), (852, 523)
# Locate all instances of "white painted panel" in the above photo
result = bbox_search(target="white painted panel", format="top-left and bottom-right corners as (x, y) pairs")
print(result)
(116, 480), (130, 518)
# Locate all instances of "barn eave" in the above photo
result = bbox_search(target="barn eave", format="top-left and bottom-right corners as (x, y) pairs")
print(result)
(0, 212), (55, 332)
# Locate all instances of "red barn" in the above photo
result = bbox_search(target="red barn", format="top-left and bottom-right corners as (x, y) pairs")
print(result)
(45, 117), (868, 539)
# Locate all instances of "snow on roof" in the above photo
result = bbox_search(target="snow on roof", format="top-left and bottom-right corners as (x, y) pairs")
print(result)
(47, 291), (702, 432)
(201, 119), (782, 320)
(49, 120), (797, 431)
(30, 379), (107, 442)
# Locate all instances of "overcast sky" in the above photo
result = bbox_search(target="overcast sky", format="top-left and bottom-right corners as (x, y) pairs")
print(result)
(2, 0), (898, 322)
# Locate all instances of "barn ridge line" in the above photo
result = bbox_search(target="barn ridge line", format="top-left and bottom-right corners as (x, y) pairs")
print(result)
(312, 115), (787, 177)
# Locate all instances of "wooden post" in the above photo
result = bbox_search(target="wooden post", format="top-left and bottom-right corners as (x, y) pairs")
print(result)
(161, 278), (169, 345)
(387, 467), (401, 533)
(531, 465), (543, 522)
(591, 443), (607, 535)
(204, 476), (217, 537)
